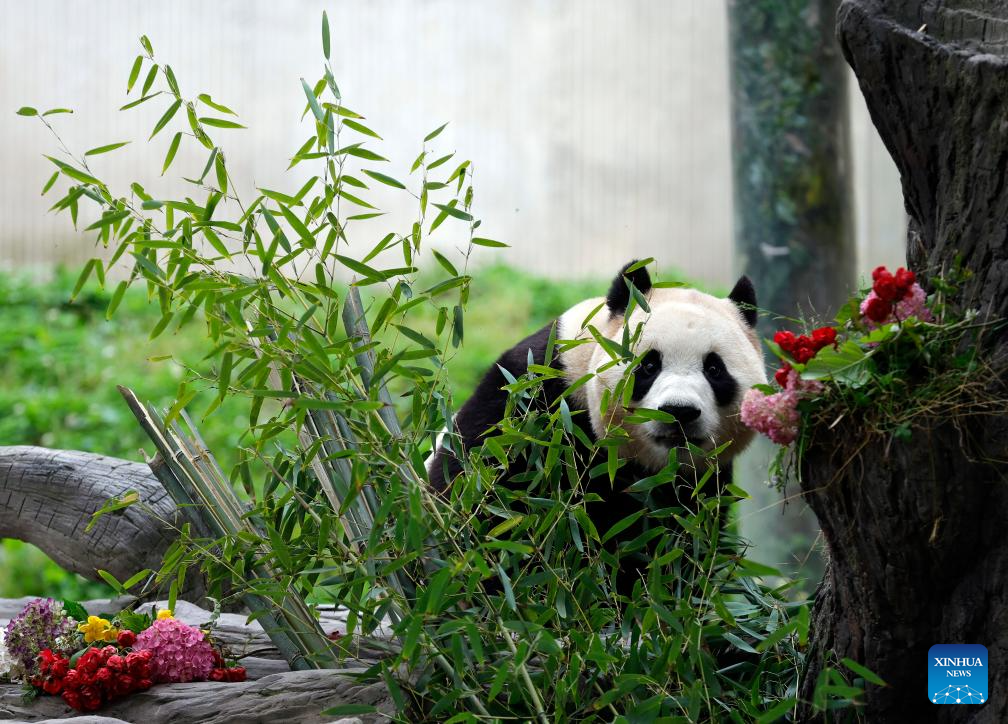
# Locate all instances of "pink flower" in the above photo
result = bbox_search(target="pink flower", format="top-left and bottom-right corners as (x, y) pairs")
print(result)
(741, 366), (823, 446)
(782, 367), (824, 396)
(133, 618), (214, 683)
(741, 388), (801, 445)
(892, 282), (932, 322)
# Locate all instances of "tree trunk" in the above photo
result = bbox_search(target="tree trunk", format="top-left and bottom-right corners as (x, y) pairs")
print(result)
(0, 445), (182, 590)
(799, 1), (1008, 721)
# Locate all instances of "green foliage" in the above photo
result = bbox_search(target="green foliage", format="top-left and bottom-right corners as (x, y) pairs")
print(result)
(0, 266), (602, 600)
(19, 23), (829, 719)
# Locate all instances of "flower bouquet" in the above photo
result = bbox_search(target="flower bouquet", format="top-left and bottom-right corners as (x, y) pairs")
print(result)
(740, 264), (996, 477)
(0, 598), (247, 712)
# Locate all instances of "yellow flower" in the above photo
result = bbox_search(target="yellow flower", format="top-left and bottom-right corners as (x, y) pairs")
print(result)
(77, 615), (114, 644)
(102, 626), (120, 643)
(156, 609), (174, 620)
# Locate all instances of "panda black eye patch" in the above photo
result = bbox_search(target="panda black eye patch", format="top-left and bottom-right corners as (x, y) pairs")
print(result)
(703, 351), (738, 406)
(632, 349), (662, 400)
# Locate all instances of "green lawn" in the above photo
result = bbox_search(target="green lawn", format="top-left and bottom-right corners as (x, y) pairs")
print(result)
(0, 264), (619, 598)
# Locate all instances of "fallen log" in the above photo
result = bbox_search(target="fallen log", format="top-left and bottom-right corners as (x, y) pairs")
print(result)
(0, 446), (178, 588)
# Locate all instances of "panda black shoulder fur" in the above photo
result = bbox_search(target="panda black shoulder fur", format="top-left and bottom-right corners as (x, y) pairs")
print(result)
(429, 261), (767, 591)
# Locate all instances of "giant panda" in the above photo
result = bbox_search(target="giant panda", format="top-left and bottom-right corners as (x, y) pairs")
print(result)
(429, 261), (767, 594)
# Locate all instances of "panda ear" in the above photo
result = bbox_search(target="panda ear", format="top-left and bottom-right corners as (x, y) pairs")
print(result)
(728, 275), (758, 327)
(606, 260), (652, 315)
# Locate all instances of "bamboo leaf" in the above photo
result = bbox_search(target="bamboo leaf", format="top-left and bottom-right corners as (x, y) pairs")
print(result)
(471, 237), (509, 248)
(45, 156), (103, 187)
(121, 91), (161, 111)
(343, 118), (382, 139)
(41, 171), (59, 196)
(215, 153), (228, 194)
(342, 145), (388, 162)
(301, 77), (324, 122)
(85, 141), (130, 156)
(70, 259), (95, 300)
(141, 64), (159, 95)
(162, 132), (182, 175)
(149, 99), (182, 140)
(106, 280), (128, 319)
(197, 93), (236, 115)
(424, 122), (448, 142)
(362, 169), (405, 189)
(322, 11), (331, 58)
(127, 55), (143, 92)
(97, 569), (126, 594)
(85, 210), (131, 231)
(278, 203), (316, 249)
(435, 201), (473, 221)
(199, 116), (246, 129)
(122, 568), (153, 591)
(841, 658), (888, 687)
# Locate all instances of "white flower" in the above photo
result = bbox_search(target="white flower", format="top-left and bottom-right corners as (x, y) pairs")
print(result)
(0, 628), (13, 680)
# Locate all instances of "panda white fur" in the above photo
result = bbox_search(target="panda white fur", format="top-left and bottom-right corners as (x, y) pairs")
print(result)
(429, 261), (767, 591)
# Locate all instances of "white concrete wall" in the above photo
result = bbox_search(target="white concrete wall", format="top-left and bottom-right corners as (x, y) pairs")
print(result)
(0, 0), (904, 286)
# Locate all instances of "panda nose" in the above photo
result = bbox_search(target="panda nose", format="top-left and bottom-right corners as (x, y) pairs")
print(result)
(659, 404), (701, 424)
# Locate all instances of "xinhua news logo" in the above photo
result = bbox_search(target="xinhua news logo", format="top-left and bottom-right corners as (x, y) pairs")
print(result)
(928, 644), (988, 705)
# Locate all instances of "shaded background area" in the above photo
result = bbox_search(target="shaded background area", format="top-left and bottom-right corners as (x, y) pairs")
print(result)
(0, 1), (905, 596)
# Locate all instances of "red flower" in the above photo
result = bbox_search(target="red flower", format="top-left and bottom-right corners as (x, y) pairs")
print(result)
(42, 676), (63, 695)
(895, 267), (915, 292)
(136, 678), (153, 691)
(79, 685), (103, 711)
(811, 326), (837, 350)
(793, 346), (815, 364)
(864, 296), (892, 323)
(873, 273), (902, 302)
(94, 667), (113, 689)
(210, 666), (247, 682)
(871, 265), (888, 281)
(51, 658), (69, 679)
(774, 364), (791, 387)
(125, 650), (152, 678)
(63, 670), (82, 690)
(112, 673), (136, 697)
(62, 690), (82, 710)
(38, 649), (58, 674)
(773, 330), (797, 353)
(77, 649), (102, 675)
(106, 654), (125, 672)
(117, 630), (137, 648)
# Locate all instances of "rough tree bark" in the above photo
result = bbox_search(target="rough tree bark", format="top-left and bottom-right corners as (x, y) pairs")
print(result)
(799, 2), (1008, 721)
(0, 445), (182, 588)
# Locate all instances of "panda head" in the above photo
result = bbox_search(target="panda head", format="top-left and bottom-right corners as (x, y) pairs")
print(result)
(560, 261), (767, 472)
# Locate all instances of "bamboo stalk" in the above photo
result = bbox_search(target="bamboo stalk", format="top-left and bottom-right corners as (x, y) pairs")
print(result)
(119, 385), (335, 670)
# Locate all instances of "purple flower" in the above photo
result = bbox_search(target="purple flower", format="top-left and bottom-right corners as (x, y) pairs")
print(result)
(4, 598), (77, 682)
